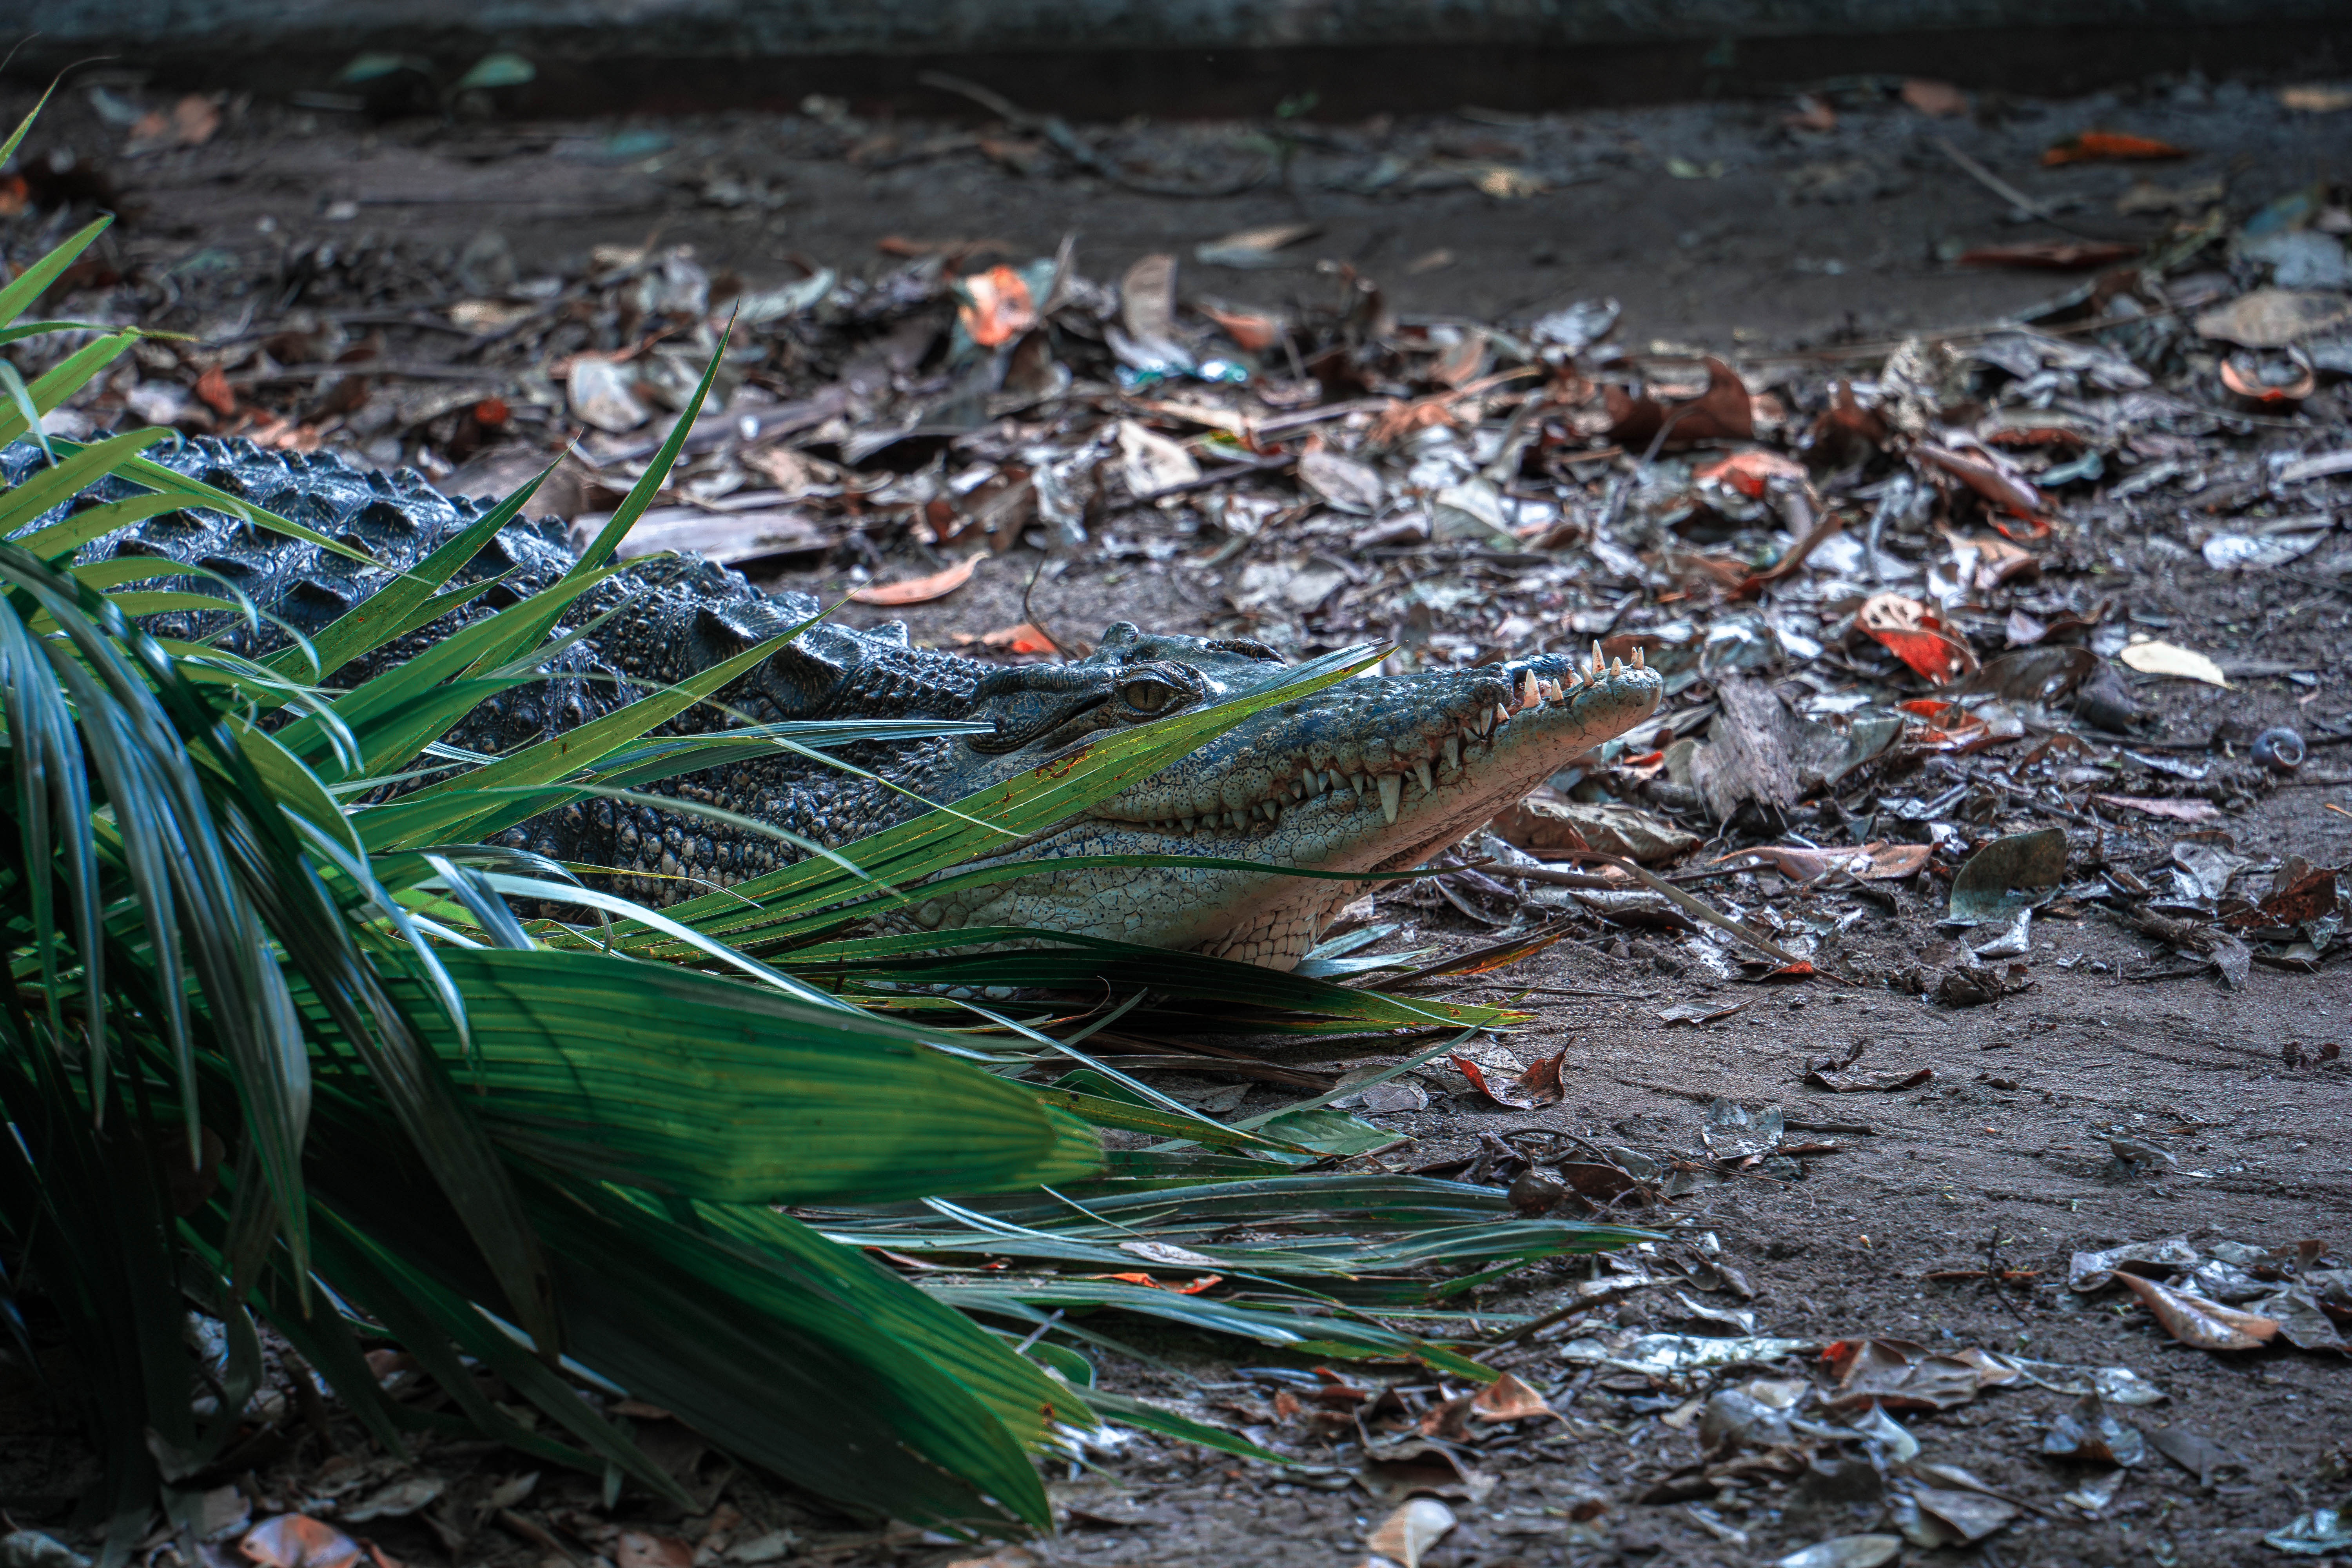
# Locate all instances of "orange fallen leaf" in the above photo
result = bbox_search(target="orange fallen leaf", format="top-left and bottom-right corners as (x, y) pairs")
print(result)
(2219, 358), (2316, 405)
(241, 1515), (362, 1568)
(1471, 1372), (1554, 1423)
(1449, 1048), (1566, 1110)
(1858, 593), (1978, 684)
(847, 553), (983, 605)
(1089, 1272), (1223, 1294)
(193, 364), (237, 415)
(955, 265), (1036, 348)
(2111, 1271), (2278, 1351)
(1695, 448), (1808, 499)
(1198, 301), (1283, 353)
(984, 622), (1056, 653)
(2042, 131), (2188, 165)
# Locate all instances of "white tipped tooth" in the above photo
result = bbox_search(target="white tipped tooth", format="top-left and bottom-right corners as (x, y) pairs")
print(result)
(1495, 702), (1511, 728)
(1540, 677), (1561, 703)
(1352, 773), (1369, 797)
(1377, 772), (1401, 824)
(1266, 799), (1281, 822)
(1416, 759), (1434, 795)
(1181, 815), (1196, 833)
(1592, 639), (1605, 674)
(1443, 735), (1461, 771)
(1611, 656), (1625, 676)
(1520, 670), (1541, 710)
(1633, 645), (1646, 669)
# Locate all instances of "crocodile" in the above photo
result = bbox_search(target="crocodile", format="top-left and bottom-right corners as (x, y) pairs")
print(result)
(7, 436), (1663, 969)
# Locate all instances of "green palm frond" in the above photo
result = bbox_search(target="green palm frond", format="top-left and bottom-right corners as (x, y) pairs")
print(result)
(2, 112), (1629, 1551)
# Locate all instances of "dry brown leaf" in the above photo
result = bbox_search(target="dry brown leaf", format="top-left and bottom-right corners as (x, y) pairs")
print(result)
(2118, 639), (2230, 687)
(1858, 593), (1978, 684)
(2279, 83), (2352, 113)
(1296, 449), (1385, 514)
(956, 265), (1037, 348)
(612, 1533), (693, 1568)
(241, 1516), (362, 1568)
(2194, 289), (2352, 349)
(1116, 419), (1201, 497)
(1900, 79), (1971, 117)
(2111, 1272), (2280, 1351)
(2092, 794), (2222, 824)
(1119, 252), (1180, 340)
(1448, 1047), (1567, 1110)
(1363, 1498), (1457, 1568)
(848, 553), (984, 605)
(1471, 1372), (1554, 1423)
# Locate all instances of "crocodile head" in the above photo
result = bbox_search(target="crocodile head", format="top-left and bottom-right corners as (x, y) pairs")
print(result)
(903, 624), (1664, 969)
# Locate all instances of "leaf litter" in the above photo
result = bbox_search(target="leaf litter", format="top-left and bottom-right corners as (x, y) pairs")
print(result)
(11, 64), (2352, 1568)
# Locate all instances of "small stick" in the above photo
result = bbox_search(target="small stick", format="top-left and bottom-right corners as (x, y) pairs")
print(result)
(1932, 137), (2099, 240)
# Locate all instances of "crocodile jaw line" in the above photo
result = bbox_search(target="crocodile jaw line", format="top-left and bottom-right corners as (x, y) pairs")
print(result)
(921, 652), (1663, 968)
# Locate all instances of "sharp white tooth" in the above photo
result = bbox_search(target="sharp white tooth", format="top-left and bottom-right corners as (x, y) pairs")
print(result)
(1266, 800), (1281, 822)
(1352, 773), (1369, 797)
(1318, 770), (1332, 794)
(1592, 639), (1606, 679)
(1633, 645), (1646, 669)
(1443, 735), (1460, 771)
(1181, 815), (1196, 833)
(1494, 702), (1511, 728)
(1416, 759), (1434, 795)
(1611, 656), (1625, 676)
(1520, 670), (1541, 710)
(1377, 773), (1402, 824)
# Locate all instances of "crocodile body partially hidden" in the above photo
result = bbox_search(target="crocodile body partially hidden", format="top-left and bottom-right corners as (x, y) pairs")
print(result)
(9, 437), (1662, 969)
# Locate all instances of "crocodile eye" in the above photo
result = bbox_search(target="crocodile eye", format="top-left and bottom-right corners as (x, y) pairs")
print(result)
(1122, 679), (1179, 713)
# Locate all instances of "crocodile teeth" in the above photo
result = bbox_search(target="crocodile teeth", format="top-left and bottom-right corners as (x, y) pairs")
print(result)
(1265, 799), (1281, 822)
(1443, 735), (1461, 771)
(1294, 778), (1308, 801)
(1494, 702), (1511, 729)
(1352, 773), (1369, 797)
(1633, 645), (1646, 669)
(1181, 815), (1196, 833)
(1519, 670), (1541, 710)
(1377, 773), (1402, 824)
(1610, 656), (1625, 676)
(1415, 759), (1434, 795)
(1592, 639), (1606, 679)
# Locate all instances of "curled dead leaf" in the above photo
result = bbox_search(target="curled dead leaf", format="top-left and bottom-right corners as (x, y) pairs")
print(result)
(1363, 1497), (1457, 1568)
(241, 1516), (361, 1568)
(1448, 1048), (1567, 1110)
(2111, 1271), (2279, 1352)
(848, 554), (983, 606)
(956, 265), (1038, 348)
(1471, 1372), (1555, 1423)
(1857, 594), (1977, 684)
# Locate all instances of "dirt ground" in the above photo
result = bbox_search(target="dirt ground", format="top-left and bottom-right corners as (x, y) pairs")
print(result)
(5, 62), (2352, 1568)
